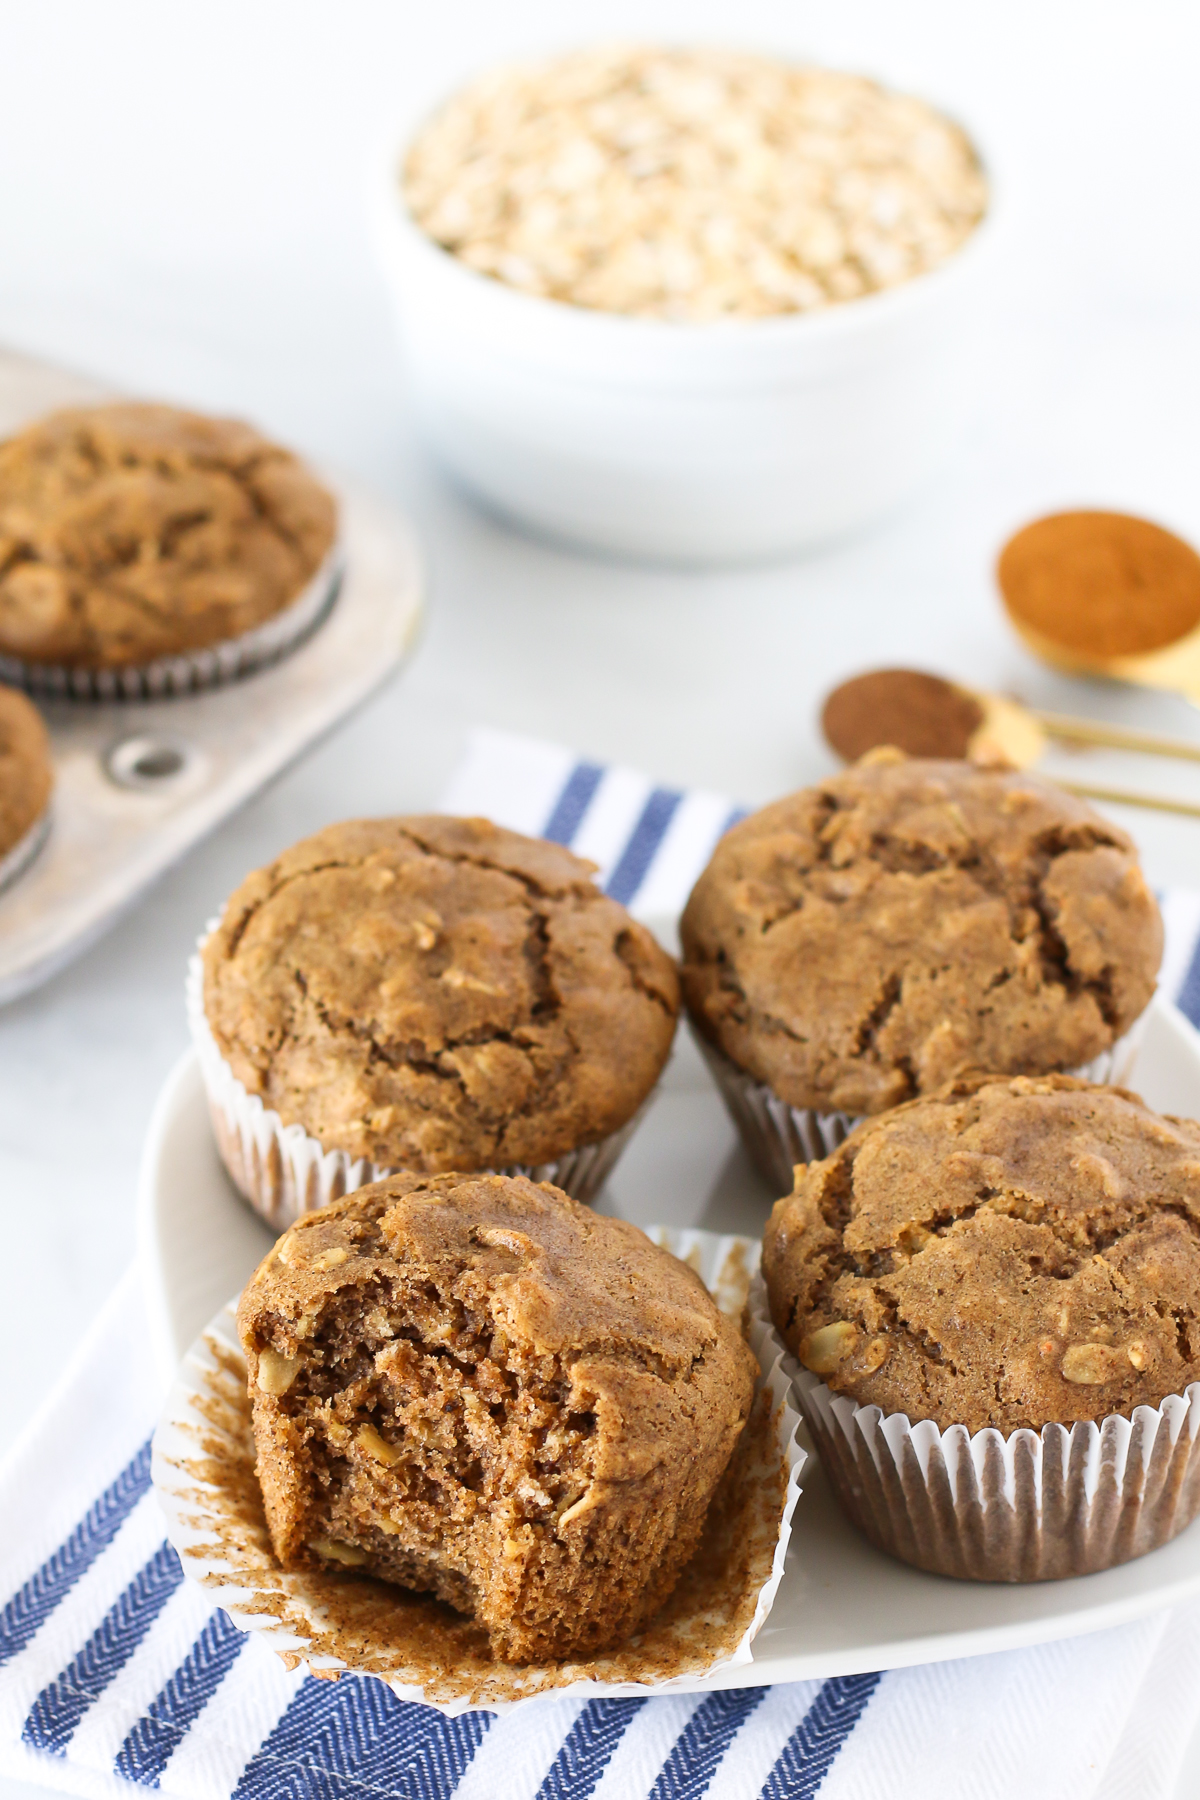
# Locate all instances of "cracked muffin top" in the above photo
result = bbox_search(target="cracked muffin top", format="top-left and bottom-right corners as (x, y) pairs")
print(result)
(0, 403), (337, 669)
(202, 814), (680, 1171)
(680, 755), (1161, 1116)
(764, 1073), (1200, 1432)
(0, 684), (51, 859)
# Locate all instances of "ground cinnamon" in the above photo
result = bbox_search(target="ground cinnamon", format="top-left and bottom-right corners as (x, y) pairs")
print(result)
(997, 511), (1200, 659)
(821, 668), (984, 761)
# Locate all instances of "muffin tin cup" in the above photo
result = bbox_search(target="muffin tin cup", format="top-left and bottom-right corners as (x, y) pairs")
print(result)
(0, 542), (344, 702)
(152, 1227), (805, 1711)
(693, 1012), (1151, 1198)
(0, 805), (50, 897)
(187, 940), (647, 1231)
(784, 1348), (1200, 1582)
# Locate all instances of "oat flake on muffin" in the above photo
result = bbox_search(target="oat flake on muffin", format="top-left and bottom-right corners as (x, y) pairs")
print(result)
(680, 754), (1162, 1119)
(0, 403), (337, 670)
(764, 1072), (1200, 1434)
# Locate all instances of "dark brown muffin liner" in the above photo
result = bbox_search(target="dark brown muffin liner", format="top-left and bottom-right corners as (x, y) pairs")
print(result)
(759, 1275), (1200, 1580)
(0, 542), (343, 702)
(188, 937), (648, 1231)
(693, 1018), (1149, 1197)
(0, 805), (50, 897)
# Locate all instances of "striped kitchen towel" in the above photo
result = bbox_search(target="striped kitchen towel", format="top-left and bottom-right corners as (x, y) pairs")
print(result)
(441, 728), (1200, 1000)
(4, 725), (1200, 1800)
(5, 1275), (1200, 1800)
(439, 727), (748, 923)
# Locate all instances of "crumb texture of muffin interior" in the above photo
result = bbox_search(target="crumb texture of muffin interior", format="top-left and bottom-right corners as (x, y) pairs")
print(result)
(764, 1073), (1200, 1434)
(203, 814), (680, 1171)
(237, 1173), (757, 1663)
(0, 683), (51, 856)
(0, 403), (337, 668)
(680, 757), (1162, 1116)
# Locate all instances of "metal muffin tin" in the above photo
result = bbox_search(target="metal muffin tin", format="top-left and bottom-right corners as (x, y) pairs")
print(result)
(0, 347), (424, 1004)
(0, 540), (346, 700)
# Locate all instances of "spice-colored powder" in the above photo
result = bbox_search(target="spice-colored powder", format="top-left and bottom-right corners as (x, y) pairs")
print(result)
(821, 668), (983, 761)
(997, 511), (1200, 659)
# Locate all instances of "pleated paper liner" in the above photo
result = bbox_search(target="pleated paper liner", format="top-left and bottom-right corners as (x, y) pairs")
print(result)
(694, 1013), (1151, 1197)
(0, 541), (344, 701)
(186, 944), (648, 1230)
(0, 806), (50, 897)
(772, 1313), (1200, 1581)
(152, 1227), (806, 1713)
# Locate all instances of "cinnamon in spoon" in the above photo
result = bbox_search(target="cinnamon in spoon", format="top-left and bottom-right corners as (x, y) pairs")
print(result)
(821, 668), (986, 761)
(820, 667), (1200, 820)
(998, 511), (1200, 660)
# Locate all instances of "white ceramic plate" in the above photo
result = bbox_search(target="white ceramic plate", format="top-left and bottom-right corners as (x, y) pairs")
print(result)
(0, 348), (423, 1004)
(138, 990), (1200, 1689)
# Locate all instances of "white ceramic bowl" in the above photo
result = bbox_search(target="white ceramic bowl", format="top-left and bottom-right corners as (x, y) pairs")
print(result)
(372, 102), (1000, 566)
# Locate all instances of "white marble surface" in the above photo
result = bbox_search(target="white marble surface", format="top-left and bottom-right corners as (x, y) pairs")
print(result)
(2, 3), (1200, 1795)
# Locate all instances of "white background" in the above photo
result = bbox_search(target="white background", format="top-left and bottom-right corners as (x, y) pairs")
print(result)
(1, 3), (1199, 1792)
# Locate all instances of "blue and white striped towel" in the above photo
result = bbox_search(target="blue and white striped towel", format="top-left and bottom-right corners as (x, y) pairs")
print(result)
(5, 725), (1200, 1800)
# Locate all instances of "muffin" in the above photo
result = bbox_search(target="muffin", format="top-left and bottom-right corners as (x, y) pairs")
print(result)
(0, 403), (339, 698)
(0, 684), (52, 891)
(237, 1172), (758, 1662)
(681, 753), (1162, 1189)
(194, 814), (681, 1227)
(762, 1072), (1200, 1579)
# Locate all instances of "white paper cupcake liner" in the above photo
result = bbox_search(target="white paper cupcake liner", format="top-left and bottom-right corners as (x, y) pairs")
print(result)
(0, 542), (344, 701)
(0, 805), (50, 897)
(784, 1351), (1200, 1581)
(187, 932), (646, 1229)
(694, 1008), (1152, 1197)
(151, 1226), (806, 1713)
(1073, 1007), (1150, 1088)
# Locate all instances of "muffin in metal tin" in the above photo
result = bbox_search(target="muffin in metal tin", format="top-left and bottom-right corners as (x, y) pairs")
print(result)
(0, 683), (52, 892)
(0, 403), (339, 699)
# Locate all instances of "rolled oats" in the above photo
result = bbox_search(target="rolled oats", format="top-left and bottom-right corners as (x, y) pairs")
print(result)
(402, 45), (988, 320)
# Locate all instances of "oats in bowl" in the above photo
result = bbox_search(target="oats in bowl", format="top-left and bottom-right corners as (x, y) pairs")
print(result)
(403, 44), (987, 321)
(374, 45), (997, 561)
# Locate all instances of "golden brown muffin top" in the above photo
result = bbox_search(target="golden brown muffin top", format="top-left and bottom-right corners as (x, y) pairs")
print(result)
(204, 815), (680, 1172)
(240, 1172), (754, 1388)
(0, 403), (336, 669)
(0, 684), (51, 860)
(680, 756), (1161, 1116)
(764, 1073), (1200, 1433)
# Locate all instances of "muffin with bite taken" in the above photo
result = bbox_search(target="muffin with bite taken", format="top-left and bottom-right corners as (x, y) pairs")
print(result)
(238, 1171), (758, 1661)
